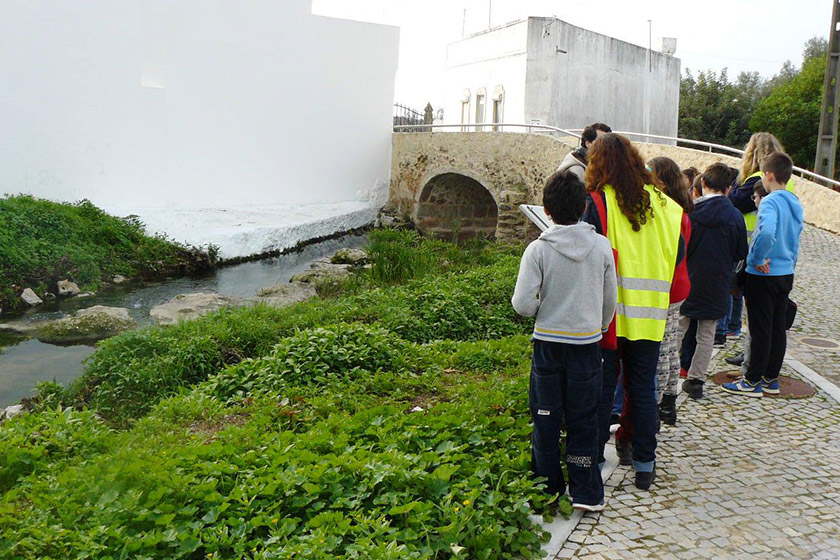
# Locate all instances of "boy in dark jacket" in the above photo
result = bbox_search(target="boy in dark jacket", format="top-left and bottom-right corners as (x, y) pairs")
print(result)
(679, 164), (748, 399)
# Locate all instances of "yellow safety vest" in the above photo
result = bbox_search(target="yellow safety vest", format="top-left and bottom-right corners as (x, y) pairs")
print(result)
(603, 185), (683, 342)
(743, 171), (796, 237)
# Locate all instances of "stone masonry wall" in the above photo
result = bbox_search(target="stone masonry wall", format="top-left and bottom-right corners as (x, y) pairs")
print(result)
(388, 134), (840, 243)
(636, 142), (840, 235)
(388, 132), (572, 242)
(415, 173), (498, 240)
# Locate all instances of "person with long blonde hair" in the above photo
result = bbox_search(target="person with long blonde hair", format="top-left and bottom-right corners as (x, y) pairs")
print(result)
(581, 134), (684, 490)
(724, 132), (792, 366)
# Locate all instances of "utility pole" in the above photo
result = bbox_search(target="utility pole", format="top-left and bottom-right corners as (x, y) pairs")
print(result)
(488, 0), (492, 29)
(815, 0), (840, 180)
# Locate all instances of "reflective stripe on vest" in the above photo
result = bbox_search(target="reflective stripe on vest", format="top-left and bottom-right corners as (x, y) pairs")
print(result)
(604, 185), (683, 341)
(743, 172), (796, 237)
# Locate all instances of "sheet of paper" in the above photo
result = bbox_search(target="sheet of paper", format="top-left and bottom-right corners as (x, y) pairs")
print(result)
(519, 204), (551, 231)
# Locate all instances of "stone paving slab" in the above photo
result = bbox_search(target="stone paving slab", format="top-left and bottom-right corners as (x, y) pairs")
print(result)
(556, 348), (840, 560)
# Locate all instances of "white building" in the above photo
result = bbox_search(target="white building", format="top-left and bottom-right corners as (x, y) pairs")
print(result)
(0, 0), (399, 210)
(444, 18), (680, 139)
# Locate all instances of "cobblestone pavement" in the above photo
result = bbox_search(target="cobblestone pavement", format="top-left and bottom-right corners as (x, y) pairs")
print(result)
(555, 351), (840, 559)
(786, 225), (840, 387)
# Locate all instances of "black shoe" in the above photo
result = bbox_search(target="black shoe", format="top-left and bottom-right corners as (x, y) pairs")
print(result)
(658, 394), (677, 426)
(713, 334), (727, 347)
(682, 379), (703, 400)
(616, 441), (633, 466)
(635, 466), (656, 490)
(724, 353), (745, 367)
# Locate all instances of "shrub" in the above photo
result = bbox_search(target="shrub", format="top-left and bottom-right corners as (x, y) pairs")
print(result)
(204, 323), (411, 401)
(0, 196), (209, 313)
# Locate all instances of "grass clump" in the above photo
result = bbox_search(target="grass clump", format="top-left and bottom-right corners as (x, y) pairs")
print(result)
(0, 195), (214, 313)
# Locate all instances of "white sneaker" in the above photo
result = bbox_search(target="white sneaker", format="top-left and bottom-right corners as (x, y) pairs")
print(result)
(572, 501), (606, 512)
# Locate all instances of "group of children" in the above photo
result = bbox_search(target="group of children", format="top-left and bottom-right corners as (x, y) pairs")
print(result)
(511, 130), (804, 512)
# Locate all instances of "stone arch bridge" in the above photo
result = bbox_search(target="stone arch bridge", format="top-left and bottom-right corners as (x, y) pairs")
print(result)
(386, 132), (840, 242)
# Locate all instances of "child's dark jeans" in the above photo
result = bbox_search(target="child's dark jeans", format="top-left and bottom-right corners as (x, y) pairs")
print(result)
(530, 339), (604, 506)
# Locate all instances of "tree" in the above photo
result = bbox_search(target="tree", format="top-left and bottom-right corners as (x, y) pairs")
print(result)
(803, 36), (828, 62)
(750, 54), (825, 169)
(678, 68), (762, 148)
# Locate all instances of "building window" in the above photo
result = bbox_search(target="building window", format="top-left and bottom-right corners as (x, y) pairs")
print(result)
(491, 86), (504, 131)
(460, 89), (471, 132)
(475, 88), (486, 131)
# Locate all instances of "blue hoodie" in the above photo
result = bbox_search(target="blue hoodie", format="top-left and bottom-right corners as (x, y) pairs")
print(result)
(746, 190), (803, 276)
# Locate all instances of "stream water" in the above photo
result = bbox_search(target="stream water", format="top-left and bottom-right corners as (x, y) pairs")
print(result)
(0, 233), (368, 408)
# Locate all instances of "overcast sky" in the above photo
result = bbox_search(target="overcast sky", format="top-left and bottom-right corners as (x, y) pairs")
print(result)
(312, 0), (831, 110)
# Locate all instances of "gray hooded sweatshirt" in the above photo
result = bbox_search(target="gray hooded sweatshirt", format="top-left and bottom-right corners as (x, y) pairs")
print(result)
(512, 222), (617, 344)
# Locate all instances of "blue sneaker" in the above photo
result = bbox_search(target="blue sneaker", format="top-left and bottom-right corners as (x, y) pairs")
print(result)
(761, 377), (780, 395)
(721, 378), (763, 397)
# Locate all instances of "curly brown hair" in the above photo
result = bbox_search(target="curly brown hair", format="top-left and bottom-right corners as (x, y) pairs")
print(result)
(585, 133), (657, 232)
(649, 156), (694, 213)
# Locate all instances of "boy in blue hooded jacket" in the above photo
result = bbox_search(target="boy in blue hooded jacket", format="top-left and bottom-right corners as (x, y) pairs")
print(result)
(723, 153), (803, 397)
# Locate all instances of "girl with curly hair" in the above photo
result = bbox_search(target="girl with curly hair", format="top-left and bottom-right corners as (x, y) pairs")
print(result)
(581, 134), (685, 490)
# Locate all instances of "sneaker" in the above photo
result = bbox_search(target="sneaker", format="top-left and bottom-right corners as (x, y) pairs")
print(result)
(761, 377), (780, 395)
(682, 379), (703, 400)
(724, 354), (745, 367)
(726, 329), (742, 338)
(635, 466), (656, 490)
(713, 334), (727, 347)
(658, 394), (677, 426)
(679, 367), (688, 379)
(721, 378), (763, 397)
(609, 413), (620, 434)
(616, 441), (633, 466)
(572, 500), (606, 513)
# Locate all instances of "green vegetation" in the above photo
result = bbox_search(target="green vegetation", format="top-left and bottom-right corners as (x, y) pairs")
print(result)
(1, 230), (564, 559)
(679, 36), (831, 173)
(0, 195), (215, 313)
(750, 54), (825, 172)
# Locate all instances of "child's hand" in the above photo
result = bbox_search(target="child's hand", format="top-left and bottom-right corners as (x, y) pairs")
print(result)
(756, 259), (771, 274)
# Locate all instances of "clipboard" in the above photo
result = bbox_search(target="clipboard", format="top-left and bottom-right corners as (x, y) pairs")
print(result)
(519, 204), (552, 232)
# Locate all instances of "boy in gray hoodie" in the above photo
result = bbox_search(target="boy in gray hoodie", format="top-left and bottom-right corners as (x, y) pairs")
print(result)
(512, 170), (618, 512)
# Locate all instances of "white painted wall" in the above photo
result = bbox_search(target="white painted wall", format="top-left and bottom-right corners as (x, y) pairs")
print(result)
(443, 17), (680, 139)
(443, 20), (529, 129)
(0, 0), (399, 209)
(524, 18), (680, 139)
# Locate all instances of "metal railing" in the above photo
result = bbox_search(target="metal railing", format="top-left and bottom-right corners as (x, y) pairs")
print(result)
(394, 122), (582, 138)
(393, 123), (840, 189)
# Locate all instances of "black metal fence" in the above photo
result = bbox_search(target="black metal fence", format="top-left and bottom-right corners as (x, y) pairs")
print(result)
(393, 103), (431, 132)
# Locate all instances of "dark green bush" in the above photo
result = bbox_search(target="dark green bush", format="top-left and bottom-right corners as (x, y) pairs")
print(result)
(205, 323), (412, 401)
(0, 195), (207, 312)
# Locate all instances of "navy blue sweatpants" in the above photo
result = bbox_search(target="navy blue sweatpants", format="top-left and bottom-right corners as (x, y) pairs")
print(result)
(530, 339), (604, 506)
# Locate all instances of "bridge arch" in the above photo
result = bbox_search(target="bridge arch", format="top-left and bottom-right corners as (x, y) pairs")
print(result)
(414, 172), (498, 240)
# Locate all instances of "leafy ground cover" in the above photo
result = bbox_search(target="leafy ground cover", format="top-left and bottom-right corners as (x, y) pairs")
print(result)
(0, 195), (215, 313)
(0, 231), (563, 559)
